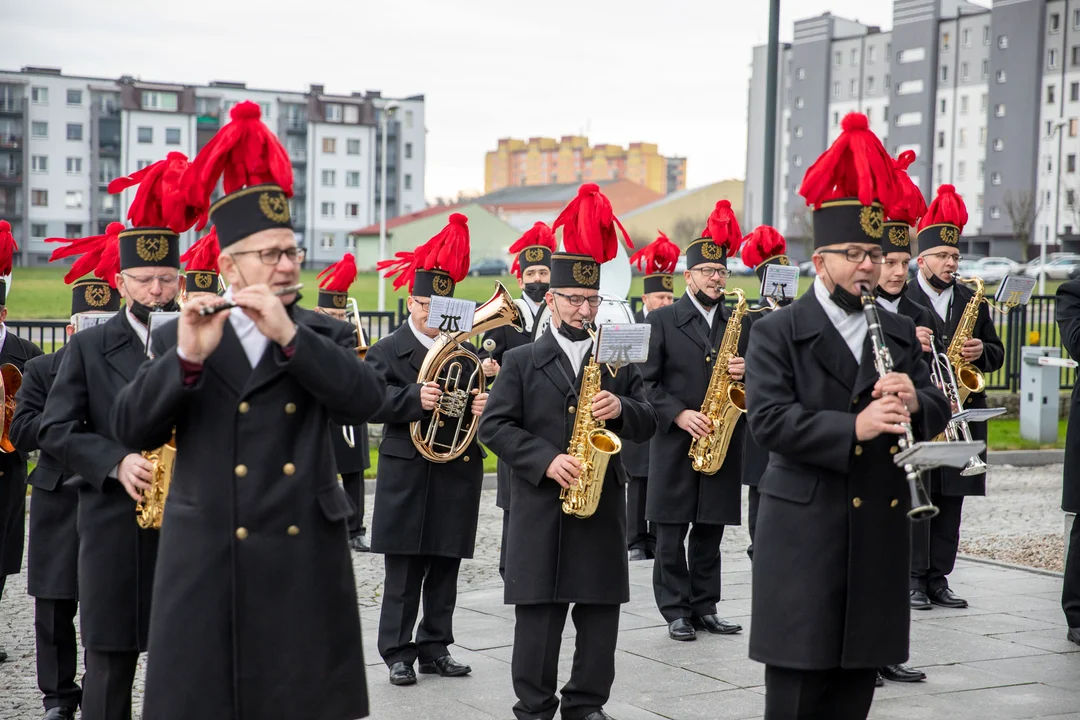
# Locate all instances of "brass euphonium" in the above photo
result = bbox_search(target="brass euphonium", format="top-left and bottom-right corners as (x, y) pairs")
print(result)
(0, 363), (23, 454)
(946, 275), (987, 406)
(411, 282), (525, 462)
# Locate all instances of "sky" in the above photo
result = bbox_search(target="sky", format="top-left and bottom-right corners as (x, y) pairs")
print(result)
(0, 0), (900, 203)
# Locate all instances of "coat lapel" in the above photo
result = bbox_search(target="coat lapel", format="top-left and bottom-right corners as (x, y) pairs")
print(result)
(205, 322), (251, 397)
(672, 294), (707, 353)
(793, 292), (858, 391)
(0, 331), (28, 365)
(533, 330), (574, 396)
(102, 312), (147, 382)
(392, 322), (429, 374)
(906, 281), (947, 337)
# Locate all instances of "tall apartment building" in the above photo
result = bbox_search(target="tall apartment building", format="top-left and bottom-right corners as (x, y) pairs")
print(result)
(745, 0), (1080, 260)
(0, 66), (426, 266)
(484, 136), (687, 196)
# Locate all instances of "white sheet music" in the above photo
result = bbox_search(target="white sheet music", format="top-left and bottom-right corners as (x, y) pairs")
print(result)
(426, 297), (477, 334)
(994, 275), (1036, 306)
(760, 264), (800, 300)
(595, 324), (651, 365)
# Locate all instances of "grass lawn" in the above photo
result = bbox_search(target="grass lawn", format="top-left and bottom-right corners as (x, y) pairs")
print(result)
(985, 418), (1068, 450)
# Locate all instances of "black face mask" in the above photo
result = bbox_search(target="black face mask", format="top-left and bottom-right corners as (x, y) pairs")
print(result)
(129, 298), (180, 326)
(829, 284), (865, 315)
(557, 321), (592, 343)
(524, 282), (549, 304)
(693, 289), (722, 308)
(927, 272), (955, 292)
(875, 283), (907, 302)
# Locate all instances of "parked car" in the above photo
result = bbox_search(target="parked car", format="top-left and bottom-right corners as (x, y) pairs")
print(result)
(1024, 254), (1080, 280)
(967, 257), (1021, 284)
(469, 258), (508, 277)
(799, 260), (817, 277)
(726, 257), (753, 276)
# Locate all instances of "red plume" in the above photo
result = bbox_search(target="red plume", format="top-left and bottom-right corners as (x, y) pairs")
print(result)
(630, 231), (680, 274)
(0, 220), (16, 276)
(799, 112), (898, 210)
(377, 213), (472, 291)
(317, 253), (358, 293)
(888, 150), (928, 226)
(108, 152), (203, 232)
(508, 221), (557, 277)
(47, 222), (124, 286)
(180, 228), (221, 273)
(918, 184), (969, 233)
(553, 183), (633, 263)
(184, 101), (294, 221)
(700, 200), (743, 257)
(740, 226), (787, 269)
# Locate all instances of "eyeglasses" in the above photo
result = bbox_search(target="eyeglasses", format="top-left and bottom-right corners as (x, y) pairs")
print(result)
(923, 251), (962, 263)
(411, 299), (431, 311)
(229, 246), (306, 265)
(553, 291), (603, 307)
(690, 267), (731, 279)
(818, 248), (886, 264)
(120, 272), (180, 287)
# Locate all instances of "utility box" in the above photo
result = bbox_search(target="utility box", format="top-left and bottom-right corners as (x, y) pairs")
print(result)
(1020, 346), (1061, 444)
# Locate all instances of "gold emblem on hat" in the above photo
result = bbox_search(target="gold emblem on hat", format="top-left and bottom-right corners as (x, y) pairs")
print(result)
(432, 275), (453, 296)
(700, 242), (724, 260)
(889, 227), (910, 247)
(941, 226), (959, 245)
(524, 247), (545, 263)
(662, 275), (674, 291)
(571, 261), (599, 286)
(194, 272), (213, 290)
(85, 284), (111, 308)
(777, 256), (791, 265)
(136, 235), (170, 263)
(259, 192), (291, 224)
(859, 206), (885, 239)
(333, 294), (347, 308)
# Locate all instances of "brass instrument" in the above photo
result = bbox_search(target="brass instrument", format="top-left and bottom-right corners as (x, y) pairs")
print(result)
(945, 275), (986, 407)
(688, 288), (748, 475)
(344, 297), (370, 360)
(928, 332), (987, 476)
(137, 432), (176, 529)
(0, 364), (22, 453)
(560, 323), (622, 518)
(860, 289), (939, 520)
(411, 282), (525, 462)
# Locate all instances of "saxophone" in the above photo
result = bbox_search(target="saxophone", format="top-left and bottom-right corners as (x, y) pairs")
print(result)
(688, 288), (748, 475)
(945, 275), (986, 407)
(137, 431), (176, 530)
(560, 325), (623, 519)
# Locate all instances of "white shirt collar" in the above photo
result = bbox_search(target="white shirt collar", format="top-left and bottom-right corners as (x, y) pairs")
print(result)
(125, 308), (150, 354)
(916, 271), (952, 322)
(876, 294), (902, 314)
(813, 277), (867, 361)
(521, 294), (540, 316)
(0, 323), (8, 357)
(550, 324), (593, 377)
(223, 286), (271, 368)
(687, 290), (717, 325)
(408, 315), (436, 350)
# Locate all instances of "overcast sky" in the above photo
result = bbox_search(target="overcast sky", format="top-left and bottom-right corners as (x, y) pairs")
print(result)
(1, 0), (901, 202)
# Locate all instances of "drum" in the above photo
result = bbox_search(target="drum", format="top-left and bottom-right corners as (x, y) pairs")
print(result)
(532, 294), (636, 341)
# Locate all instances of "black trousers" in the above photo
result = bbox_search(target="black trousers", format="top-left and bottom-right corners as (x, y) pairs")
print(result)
(626, 475), (655, 554)
(910, 493), (964, 592)
(377, 554), (461, 666)
(653, 522), (725, 622)
(1063, 513), (1080, 629)
(82, 649), (139, 720)
(747, 486), (761, 560)
(35, 597), (81, 710)
(341, 471), (367, 538)
(500, 509), (510, 581)
(764, 665), (877, 720)
(512, 603), (620, 720)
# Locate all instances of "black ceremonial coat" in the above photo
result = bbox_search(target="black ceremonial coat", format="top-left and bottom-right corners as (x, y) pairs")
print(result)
(331, 422), (370, 475)
(0, 331), (43, 578)
(478, 330), (657, 605)
(366, 322), (485, 559)
(11, 348), (79, 599)
(742, 298), (781, 488)
(906, 280), (1004, 496)
(641, 294), (746, 525)
(109, 307), (384, 720)
(38, 312), (155, 652)
(621, 309), (651, 479)
(1055, 280), (1080, 513)
(745, 292), (950, 669)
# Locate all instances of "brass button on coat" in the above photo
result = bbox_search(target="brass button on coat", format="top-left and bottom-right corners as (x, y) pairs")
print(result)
(852, 497), (863, 508)
(854, 445), (863, 456)
(890, 499), (899, 508)
(568, 405), (576, 415)
(236, 527), (249, 540)
(852, 396), (859, 405)
(238, 402), (250, 414)
(463, 455), (470, 462)
(235, 464), (248, 477)
(287, 525), (300, 536)
(285, 402), (297, 414)
(890, 446), (899, 454)
(283, 463), (296, 476)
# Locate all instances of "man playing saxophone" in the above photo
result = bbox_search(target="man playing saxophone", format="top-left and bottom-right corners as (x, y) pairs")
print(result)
(905, 185), (1004, 612)
(640, 200), (746, 642)
(479, 184), (656, 720)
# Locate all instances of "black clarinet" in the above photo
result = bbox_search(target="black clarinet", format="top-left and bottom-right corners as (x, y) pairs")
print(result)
(859, 288), (939, 520)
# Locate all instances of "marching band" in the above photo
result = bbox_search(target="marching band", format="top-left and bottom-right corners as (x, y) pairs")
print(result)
(0, 105), (1073, 720)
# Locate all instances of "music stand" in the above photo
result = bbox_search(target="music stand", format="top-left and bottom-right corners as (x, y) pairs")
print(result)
(896, 440), (985, 470)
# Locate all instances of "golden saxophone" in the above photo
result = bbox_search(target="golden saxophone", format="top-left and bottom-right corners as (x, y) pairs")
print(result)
(688, 288), (748, 475)
(560, 324), (622, 518)
(945, 275), (986, 407)
(137, 431), (176, 530)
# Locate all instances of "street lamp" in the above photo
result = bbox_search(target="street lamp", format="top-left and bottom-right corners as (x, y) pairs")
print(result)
(1043, 120), (1067, 296)
(377, 102), (400, 313)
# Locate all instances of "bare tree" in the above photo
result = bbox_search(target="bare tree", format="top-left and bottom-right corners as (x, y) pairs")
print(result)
(1003, 190), (1043, 260)
(670, 216), (701, 246)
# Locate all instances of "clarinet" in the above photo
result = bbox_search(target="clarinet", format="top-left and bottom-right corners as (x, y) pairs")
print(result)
(859, 289), (939, 520)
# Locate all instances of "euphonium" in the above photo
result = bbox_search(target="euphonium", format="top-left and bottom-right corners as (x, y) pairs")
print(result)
(137, 431), (176, 530)
(560, 323), (622, 518)
(0, 363), (23, 454)
(946, 275), (986, 407)
(411, 281), (525, 462)
(688, 288), (748, 475)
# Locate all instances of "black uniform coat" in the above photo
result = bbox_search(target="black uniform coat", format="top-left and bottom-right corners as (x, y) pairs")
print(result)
(1055, 280), (1080, 513)
(906, 280), (1004, 496)
(366, 322), (485, 559)
(478, 329), (657, 605)
(641, 293), (746, 525)
(109, 307), (384, 720)
(11, 348), (79, 599)
(331, 422), (370, 474)
(0, 331), (43, 577)
(621, 309), (652, 478)
(741, 298), (784, 488)
(37, 313), (154, 653)
(745, 291), (950, 669)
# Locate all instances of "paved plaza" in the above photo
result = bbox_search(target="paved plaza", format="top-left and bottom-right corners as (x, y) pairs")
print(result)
(1, 464), (1077, 719)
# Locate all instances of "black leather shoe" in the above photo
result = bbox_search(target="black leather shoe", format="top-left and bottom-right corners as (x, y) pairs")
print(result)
(928, 587), (968, 609)
(879, 663), (926, 682)
(1067, 627), (1080, 646)
(43, 708), (76, 720)
(910, 589), (932, 610)
(388, 662), (416, 686)
(875, 673), (884, 687)
(691, 614), (743, 635)
(581, 710), (616, 720)
(349, 535), (370, 552)
(668, 618), (696, 641)
(628, 548), (648, 561)
(418, 654), (471, 677)
(0, 648), (7, 662)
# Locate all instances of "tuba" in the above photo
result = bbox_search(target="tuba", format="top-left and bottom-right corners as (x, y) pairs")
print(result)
(945, 276), (986, 407)
(0, 363), (22, 453)
(411, 282), (525, 462)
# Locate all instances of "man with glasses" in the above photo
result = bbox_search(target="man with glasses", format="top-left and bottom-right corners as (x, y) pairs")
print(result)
(640, 200), (747, 643)
(906, 185), (1003, 612)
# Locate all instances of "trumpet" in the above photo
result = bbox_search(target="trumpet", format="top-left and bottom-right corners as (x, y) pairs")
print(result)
(928, 332), (987, 476)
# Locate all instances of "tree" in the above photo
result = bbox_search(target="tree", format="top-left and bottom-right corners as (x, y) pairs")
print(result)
(1003, 190), (1043, 260)
(670, 216), (701, 246)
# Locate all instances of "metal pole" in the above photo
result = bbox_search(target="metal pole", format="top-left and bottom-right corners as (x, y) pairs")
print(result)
(1046, 124), (1064, 296)
(762, 0), (781, 227)
(377, 109), (391, 312)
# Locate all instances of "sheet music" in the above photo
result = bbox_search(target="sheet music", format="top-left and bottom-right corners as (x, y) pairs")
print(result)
(595, 324), (651, 365)
(426, 297), (477, 334)
(760, 264), (800, 300)
(994, 275), (1036, 306)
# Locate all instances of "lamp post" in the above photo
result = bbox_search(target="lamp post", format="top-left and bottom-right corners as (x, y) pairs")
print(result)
(762, 0), (781, 226)
(377, 102), (400, 312)
(1043, 121), (1066, 296)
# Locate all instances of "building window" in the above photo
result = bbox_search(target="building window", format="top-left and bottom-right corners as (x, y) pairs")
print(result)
(866, 107), (873, 122)
(66, 157), (82, 173)
(31, 121), (47, 138)
(65, 223), (83, 238)
(940, 98), (947, 115)
(897, 79), (924, 95)
(31, 223), (47, 238)
(998, 35), (1009, 49)
(322, 137), (336, 154)
(981, 93), (988, 111)
(834, 51), (842, 67)
(869, 45), (879, 65)
(896, 112), (924, 128)
(941, 66), (949, 82)
(1072, 46), (1080, 67)
(1048, 85), (1057, 104)
(994, 138), (1005, 151)
(960, 95), (969, 114)
(984, 25), (991, 44)
(794, 126), (803, 138)
(325, 104), (343, 122)
(1049, 49), (1059, 69)
(137, 160), (152, 170)
(1068, 154), (1077, 173)
(796, 67), (806, 79)
(793, 155), (802, 168)
(346, 171), (360, 187)
(957, 161), (967, 179)
(990, 206), (1001, 219)
(833, 81), (840, 98)
(344, 105), (359, 124)
(996, 70), (1007, 83)
(31, 86), (48, 104)
(958, 128), (967, 148)
(345, 202), (359, 218)
(165, 128), (181, 145)
(833, 111), (839, 127)
(138, 127), (153, 143)
(850, 48), (859, 66)
(141, 91), (178, 111)
(1069, 190), (1077, 208)
(980, 127), (987, 146)
(849, 79), (858, 97)
(936, 163), (944, 179)
(321, 202), (335, 218)
(1071, 118), (1080, 136)
(1075, 9), (1080, 28)
(66, 89), (82, 105)
(320, 233), (334, 249)
(347, 138), (361, 155)
(321, 169), (336, 186)
(65, 190), (83, 208)
(344, 235), (357, 249)
(982, 59), (989, 79)
(100, 194), (117, 212)
(259, 102), (272, 119)
(1072, 83), (1080, 102)
(942, 32), (951, 50)
(979, 160), (985, 178)
(795, 96), (804, 109)
(867, 76), (875, 94)
(31, 155), (47, 172)
(885, 73), (891, 91)
(66, 123), (83, 141)
(961, 62), (970, 81)
(1050, 13), (1061, 33)
(962, 28), (971, 47)
(989, 172), (1002, 186)
(937, 131), (945, 148)
(995, 103), (1006, 117)
(405, 142), (413, 159)
(1048, 155), (1055, 174)
(404, 174), (413, 190)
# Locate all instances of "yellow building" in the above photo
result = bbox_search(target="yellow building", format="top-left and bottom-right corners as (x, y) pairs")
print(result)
(484, 136), (686, 196)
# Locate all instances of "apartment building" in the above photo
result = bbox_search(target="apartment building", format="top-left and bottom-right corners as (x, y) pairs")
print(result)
(0, 66), (426, 266)
(745, 0), (1080, 260)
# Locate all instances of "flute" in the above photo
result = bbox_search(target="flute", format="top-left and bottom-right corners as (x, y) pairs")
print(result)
(198, 284), (304, 316)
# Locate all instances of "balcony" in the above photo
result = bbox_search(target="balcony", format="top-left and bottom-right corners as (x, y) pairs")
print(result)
(0, 170), (21, 185)
(0, 99), (22, 115)
(285, 118), (307, 134)
(197, 113), (221, 128)
(288, 148), (307, 164)
(0, 134), (23, 151)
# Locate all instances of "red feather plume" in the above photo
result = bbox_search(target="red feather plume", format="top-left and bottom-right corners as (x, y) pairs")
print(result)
(317, 253), (358, 293)
(700, 200), (743, 257)
(377, 213), (472, 291)
(798, 112), (899, 210)
(918, 184), (969, 233)
(552, 183), (633, 263)
(888, 150), (928, 226)
(630, 231), (680, 275)
(0, 220), (16, 276)
(108, 152), (203, 232)
(46, 222), (125, 286)
(508, 222), (557, 277)
(740, 225), (787, 269)
(180, 228), (222, 273)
